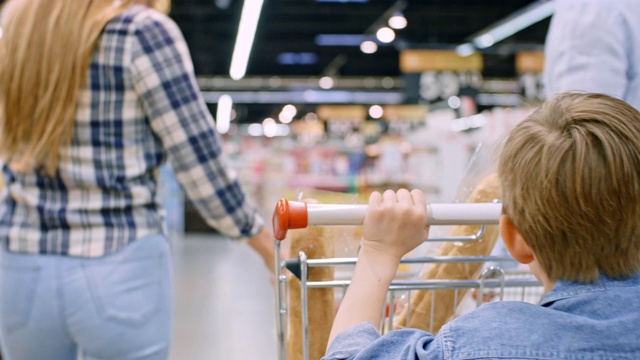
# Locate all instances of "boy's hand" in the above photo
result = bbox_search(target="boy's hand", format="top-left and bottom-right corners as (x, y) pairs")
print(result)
(360, 189), (429, 262)
(327, 189), (429, 348)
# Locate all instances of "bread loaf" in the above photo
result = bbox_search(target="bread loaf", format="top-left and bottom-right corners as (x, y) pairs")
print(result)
(287, 225), (335, 360)
(392, 174), (501, 334)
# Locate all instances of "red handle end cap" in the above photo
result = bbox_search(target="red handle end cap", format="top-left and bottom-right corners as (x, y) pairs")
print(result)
(271, 199), (308, 241)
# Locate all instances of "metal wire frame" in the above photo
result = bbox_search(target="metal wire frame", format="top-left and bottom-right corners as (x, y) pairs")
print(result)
(274, 237), (544, 360)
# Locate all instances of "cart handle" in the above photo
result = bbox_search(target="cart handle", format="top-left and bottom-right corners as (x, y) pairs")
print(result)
(271, 199), (502, 240)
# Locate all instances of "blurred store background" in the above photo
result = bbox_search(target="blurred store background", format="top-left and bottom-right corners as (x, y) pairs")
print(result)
(166, 0), (550, 232)
(162, 2), (552, 357)
(0, 1), (554, 359)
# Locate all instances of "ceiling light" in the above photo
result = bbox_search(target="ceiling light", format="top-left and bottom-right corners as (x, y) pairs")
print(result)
(360, 41), (378, 54)
(477, 34), (495, 48)
(369, 105), (383, 119)
(315, 34), (367, 46)
(279, 104), (297, 124)
(263, 118), (278, 137)
(388, 12), (407, 30)
(247, 123), (262, 136)
(319, 76), (335, 89)
(229, 0), (264, 80)
(282, 104), (297, 117)
(303, 90), (317, 102)
(381, 77), (395, 89)
(376, 27), (395, 43)
(268, 76), (282, 88)
(279, 111), (293, 124)
(216, 95), (233, 134)
(471, 0), (555, 49)
(277, 52), (318, 65)
(455, 43), (476, 57)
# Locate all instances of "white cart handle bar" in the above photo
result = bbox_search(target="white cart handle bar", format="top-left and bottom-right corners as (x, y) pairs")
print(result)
(271, 199), (502, 240)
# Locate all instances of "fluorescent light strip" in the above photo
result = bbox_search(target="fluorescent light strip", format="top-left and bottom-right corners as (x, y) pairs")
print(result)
(229, 0), (264, 80)
(201, 90), (405, 104)
(472, 0), (555, 49)
(216, 95), (233, 134)
(315, 34), (368, 46)
(276, 52), (319, 65)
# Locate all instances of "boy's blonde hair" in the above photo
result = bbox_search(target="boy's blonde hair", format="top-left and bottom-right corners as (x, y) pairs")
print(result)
(499, 92), (640, 282)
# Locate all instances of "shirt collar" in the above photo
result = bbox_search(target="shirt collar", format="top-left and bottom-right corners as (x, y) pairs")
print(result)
(540, 272), (640, 306)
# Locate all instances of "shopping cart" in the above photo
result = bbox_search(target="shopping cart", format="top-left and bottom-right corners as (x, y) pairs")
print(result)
(271, 199), (544, 360)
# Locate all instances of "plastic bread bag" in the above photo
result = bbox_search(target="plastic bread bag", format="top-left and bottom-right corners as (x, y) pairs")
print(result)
(391, 140), (503, 334)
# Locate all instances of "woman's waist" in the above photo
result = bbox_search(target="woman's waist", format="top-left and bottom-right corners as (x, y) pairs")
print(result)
(0, 222), (166, 258)
(3, 184), (160, 212)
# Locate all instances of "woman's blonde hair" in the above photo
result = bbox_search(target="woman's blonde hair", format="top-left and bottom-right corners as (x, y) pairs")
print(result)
(0, 0), (169, 175)
(499, 92), (640, 282)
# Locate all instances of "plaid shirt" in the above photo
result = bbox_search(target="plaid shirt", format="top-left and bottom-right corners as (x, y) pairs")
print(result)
(0, 5), (264, 257)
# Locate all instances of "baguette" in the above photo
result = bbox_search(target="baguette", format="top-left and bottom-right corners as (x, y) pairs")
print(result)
(392, 173), (501, 334)
(287, 225), (335, 360)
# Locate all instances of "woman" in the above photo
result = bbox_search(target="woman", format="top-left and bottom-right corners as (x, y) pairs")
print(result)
(0, 1), (275, 359)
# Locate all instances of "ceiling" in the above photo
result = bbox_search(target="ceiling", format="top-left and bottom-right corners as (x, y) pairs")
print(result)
(170, 0), (550, 78)
(0, 0), (552, 123)
(169, 0), (551, 122)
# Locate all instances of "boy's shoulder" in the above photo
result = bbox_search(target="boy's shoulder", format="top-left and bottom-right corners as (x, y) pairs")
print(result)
(439, 294), (640, 359)
(445, 300), (540, 333)
(439, 301), (550, 356)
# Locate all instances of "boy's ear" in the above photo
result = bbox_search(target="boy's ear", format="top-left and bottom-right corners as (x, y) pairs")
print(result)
(499, 214), (535, 264)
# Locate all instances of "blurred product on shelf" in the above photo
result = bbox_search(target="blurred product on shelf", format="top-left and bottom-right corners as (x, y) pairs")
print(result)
(184, 100), (534, 235)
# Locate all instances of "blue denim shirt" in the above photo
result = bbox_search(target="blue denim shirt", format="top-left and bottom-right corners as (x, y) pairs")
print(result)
(544, 0), (640, 110)
(323, 273), (640, 359)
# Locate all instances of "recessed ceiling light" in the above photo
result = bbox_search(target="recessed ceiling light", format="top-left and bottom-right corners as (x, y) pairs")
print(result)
(360, 41), (378, 54)
(319, 76), (335, 89)
(369, 105), (383, 119)
(388, 12), (407, 30)
(376, 27), (395, 43)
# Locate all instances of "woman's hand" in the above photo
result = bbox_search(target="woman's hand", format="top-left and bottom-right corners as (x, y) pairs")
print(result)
(247, 226), (277, 273)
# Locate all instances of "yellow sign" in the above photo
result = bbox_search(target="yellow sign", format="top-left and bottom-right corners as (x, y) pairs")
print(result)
(382, 105), (428, 121)
(400, 49), (483, 73)
(316, 105), (367, 121)
(515, 51), (545, 73)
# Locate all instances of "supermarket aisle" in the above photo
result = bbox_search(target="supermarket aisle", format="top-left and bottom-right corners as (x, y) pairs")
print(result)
(170, 234), (277, 360)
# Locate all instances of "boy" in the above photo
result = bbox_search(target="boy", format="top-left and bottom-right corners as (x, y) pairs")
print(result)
(323, 92), (640, 359)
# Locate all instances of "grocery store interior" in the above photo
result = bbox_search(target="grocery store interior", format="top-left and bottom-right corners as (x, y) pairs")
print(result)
(0, 0), (557, 359)
(162, 0), (551, 359)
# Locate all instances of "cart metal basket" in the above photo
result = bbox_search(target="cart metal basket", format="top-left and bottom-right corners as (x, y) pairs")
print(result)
(271, 199), (544, 360)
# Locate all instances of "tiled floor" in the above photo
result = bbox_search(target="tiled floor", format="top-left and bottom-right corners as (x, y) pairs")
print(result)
(170, 234), (277, 360)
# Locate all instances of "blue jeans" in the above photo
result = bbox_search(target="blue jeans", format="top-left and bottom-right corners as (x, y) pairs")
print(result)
(0, 233), (173, 360)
